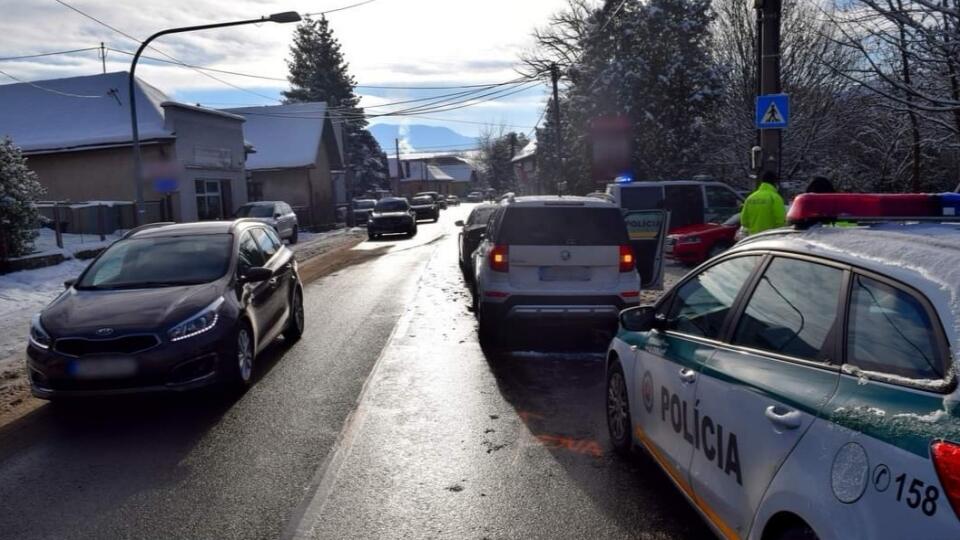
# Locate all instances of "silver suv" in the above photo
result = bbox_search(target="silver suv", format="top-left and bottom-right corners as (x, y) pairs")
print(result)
(471, 196), (641, 346)
(235, 201), (299, 244)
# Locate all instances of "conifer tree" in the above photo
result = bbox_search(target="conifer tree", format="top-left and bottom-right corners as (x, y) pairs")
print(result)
(0, 137), (44, 259)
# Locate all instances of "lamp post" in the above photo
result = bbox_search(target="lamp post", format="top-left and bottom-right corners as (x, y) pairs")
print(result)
(128, 11), (301, 224)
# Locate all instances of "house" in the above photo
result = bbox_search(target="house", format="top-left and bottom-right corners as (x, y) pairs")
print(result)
(388, 153), (478, 197)
(225, 103), (345, 228)
(0, 71), (248, 223)
(511, 140), (540, 195)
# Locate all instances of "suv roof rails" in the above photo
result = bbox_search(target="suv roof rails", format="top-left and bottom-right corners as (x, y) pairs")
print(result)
(121, 222), (175, 239)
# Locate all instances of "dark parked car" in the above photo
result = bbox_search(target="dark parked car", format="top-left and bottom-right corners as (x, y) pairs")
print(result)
(456, 203), (497, 276)
(415, 191), (447, 210)
(26, 220), (305, 399)
(352, 199), (377, 225)
(235, 201), (299, 244)
(367, 197), (417, 240)
(446, 195), (460, 207)
(410, 196), (440, 222)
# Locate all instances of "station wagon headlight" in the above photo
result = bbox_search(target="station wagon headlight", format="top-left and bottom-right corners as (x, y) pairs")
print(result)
(29, 314), (51, 350)
(168, 297), (224, 342)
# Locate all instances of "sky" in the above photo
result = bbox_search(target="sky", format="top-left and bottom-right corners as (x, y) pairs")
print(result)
(0, 0), (570, 139)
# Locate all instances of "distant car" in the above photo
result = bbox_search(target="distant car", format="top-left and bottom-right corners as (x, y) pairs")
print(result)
(606, 180), (743, 230)
(446, 195), (461, 206)
(235, 201), (299, 244)
(467, 192), (484, 203)
(415, 191), (447, 210)
(455, 203), (497, 276)
(27, 220), (304, 399)
(367, 197), (417, 240)
(666, 213), (739, 266)
(352, 199), (377, 225)
(471, 196), (639, 347)
(410, 196), (440, 222)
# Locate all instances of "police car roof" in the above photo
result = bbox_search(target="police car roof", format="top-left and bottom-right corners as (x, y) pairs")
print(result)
(505, 195), (618, 208)
(730, 223), (960, 340)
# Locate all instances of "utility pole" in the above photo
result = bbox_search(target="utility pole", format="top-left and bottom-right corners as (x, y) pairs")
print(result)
(395, 138), (403, 179)
(99, 42), (106, 74)
(550, 63), (564, 195)
(756, 0), (782, 185)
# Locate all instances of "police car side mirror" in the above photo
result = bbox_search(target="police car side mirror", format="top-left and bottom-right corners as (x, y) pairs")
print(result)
(620, 305), (656, 332)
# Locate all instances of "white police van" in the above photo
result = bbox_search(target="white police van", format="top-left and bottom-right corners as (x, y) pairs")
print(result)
(605, 193), (960, 539)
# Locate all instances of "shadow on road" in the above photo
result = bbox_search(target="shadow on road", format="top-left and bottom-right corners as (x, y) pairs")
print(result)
(482, 331), (713, 538)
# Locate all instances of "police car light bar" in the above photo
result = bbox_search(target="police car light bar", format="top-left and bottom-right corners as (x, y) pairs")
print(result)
(788, 193), (960, 227)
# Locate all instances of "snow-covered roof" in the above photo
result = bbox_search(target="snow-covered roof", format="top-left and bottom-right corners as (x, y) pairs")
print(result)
(225, 103), (338, 170)
(512, 139), (537, 163)
(388, 155), (476, 182)
(0, 71), (174, 154)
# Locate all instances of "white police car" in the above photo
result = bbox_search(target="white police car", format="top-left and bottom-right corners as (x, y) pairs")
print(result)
(605, 193), (960, 539)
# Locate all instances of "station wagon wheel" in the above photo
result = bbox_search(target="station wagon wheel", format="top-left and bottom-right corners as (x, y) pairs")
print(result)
(237, 326), (254, 383)
(284, 287), (305, 341)
(607, 362), (633, 455)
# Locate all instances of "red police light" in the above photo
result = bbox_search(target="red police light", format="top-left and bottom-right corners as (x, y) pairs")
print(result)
(788, 193), (940, 225)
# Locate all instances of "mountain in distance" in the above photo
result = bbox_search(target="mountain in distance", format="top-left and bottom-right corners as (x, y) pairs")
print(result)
(368, 123), (477, 154)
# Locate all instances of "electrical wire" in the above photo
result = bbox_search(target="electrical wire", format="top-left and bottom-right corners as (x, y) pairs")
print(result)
(52, 0), (282, 102)
(0, 68), (105, 98)
(0, 47), (100, 62)
(303, 0), (379, 17)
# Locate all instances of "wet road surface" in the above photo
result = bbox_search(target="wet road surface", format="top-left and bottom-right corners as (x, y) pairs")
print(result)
(0, 204), (709, 539)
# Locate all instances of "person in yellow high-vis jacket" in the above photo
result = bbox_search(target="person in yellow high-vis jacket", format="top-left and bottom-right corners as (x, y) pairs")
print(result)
(740, 171), (786, 236)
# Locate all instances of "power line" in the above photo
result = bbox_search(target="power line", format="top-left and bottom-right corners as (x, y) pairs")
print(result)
(0, 47), (100, 62)
(52, 0), (281, 103)
(0, 68), (105, 98)
(303, 0), (379, 17)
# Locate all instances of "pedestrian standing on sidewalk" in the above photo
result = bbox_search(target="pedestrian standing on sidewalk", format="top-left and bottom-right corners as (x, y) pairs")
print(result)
(740, 171), (786, 236)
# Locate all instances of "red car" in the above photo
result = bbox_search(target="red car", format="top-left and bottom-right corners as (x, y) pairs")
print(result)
(665, 214), (739, 265)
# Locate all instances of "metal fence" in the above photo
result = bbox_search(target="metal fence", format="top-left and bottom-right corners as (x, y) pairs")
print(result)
(33, 200), (168, 251)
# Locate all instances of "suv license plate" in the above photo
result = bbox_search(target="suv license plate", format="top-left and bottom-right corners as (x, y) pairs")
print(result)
(539, 266), (590, 282)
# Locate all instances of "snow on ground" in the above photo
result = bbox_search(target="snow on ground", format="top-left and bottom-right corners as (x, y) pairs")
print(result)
(25, 228), (121, 258)
(0, 258), (88, 362)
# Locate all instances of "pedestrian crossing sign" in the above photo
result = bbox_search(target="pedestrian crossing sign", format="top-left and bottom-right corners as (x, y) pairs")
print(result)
(756, 93), (790, 129)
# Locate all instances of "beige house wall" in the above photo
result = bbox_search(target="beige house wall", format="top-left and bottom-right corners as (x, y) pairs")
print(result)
(249, 142), (338, 228)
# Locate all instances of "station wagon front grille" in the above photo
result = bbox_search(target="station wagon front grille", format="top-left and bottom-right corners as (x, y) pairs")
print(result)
(55, 335), (160, 357)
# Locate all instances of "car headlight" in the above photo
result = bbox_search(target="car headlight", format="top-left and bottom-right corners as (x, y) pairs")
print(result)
(168, 297), (225, 342)
(677, 235), (702, 245)
(29, 313), (51, 350)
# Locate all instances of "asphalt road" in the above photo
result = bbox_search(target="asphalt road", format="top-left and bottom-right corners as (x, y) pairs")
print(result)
(0, 203), (708, 540)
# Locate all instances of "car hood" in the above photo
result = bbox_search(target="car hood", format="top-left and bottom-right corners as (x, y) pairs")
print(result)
(354, 208), (373, 214)
(238, 217), (277, 226)
(669, 223), (728, 237)
(371, 212), (411, 219)
(41, 282), (223, 338)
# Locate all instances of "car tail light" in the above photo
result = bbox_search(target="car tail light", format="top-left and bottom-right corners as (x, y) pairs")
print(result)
(490, 245), (509, 272)
(621, 291), (640, 298)
(932, 440), (960, 520)
(619, 245), (635, 272)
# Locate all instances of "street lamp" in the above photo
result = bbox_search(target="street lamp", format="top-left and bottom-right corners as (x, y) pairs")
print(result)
(128, 11), (302, 224)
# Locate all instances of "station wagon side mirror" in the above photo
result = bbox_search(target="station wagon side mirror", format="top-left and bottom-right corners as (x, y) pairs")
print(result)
(64, 278), (77, 289)
(454, 220), (464, 227)
(619, 305), (664, 332)
(240, 266), (273, 284)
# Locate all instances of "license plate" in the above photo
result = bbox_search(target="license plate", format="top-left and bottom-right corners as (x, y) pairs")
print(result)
(68, 357), (138, 379)
(539, 266), (591, 282)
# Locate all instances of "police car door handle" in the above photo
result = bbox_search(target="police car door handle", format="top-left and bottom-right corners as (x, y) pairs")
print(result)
(764, 405), (802, 430)
(678, 368), (696, 384)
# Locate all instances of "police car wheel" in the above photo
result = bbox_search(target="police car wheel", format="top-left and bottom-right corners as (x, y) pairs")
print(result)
(606, 361), (633, 455)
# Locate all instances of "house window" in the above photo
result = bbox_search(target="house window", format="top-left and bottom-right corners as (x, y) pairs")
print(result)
(196, 179), (230, 220)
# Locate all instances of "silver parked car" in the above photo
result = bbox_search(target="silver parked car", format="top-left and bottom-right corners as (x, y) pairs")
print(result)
(235, 201), (300, 244)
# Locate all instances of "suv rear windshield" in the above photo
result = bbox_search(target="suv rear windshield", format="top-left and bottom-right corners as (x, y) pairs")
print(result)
(497, 206), (629, 245)
(411, 197), (433, 205)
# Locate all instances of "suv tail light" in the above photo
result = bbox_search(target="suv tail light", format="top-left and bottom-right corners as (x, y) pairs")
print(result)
(932, 440), (960, 520)
(489, 245), (509, 272)
(619, 245), (635, 272)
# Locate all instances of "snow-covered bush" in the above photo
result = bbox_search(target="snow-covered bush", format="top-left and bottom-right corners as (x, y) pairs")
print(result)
(0, 137), (44, 259)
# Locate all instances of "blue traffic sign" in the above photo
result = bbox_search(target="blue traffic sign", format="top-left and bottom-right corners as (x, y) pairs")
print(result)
(756, 94), (790, 129)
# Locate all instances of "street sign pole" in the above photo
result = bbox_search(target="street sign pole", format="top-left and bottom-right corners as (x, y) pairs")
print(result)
(756, 0), (782, 185)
